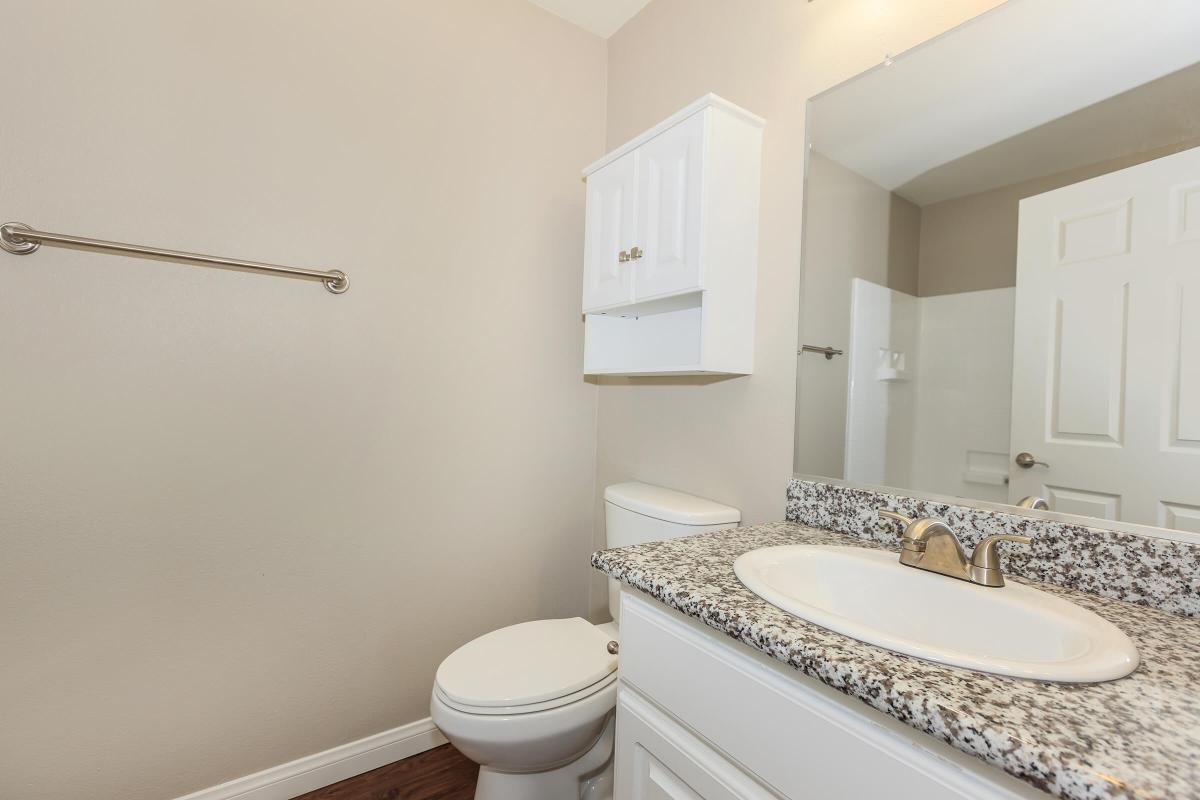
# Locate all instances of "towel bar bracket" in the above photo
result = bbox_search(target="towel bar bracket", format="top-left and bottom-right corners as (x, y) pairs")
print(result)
(0, 222), (39, 255)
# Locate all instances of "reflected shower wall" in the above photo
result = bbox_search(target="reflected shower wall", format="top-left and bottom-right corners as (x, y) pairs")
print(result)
(841, 279), (1015, 500)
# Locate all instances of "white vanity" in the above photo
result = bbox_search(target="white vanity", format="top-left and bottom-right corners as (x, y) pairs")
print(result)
(615, 589), (1048, 800)
(594, 509), (1200, 800)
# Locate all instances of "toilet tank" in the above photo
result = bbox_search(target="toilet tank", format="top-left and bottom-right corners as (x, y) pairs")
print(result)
(604, 482), (740, 624)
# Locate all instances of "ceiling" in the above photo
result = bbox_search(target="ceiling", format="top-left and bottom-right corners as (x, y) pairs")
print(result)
(809, 0), (1200, 204)
(525, 0), (651, 38)
(894, 62), (1200, 206)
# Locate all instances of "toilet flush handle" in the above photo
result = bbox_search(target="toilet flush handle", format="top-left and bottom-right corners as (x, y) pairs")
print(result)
(606, 641), (619, 655)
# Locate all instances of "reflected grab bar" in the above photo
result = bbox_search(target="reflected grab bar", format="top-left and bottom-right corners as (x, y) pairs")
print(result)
(799, 344), (844, 360)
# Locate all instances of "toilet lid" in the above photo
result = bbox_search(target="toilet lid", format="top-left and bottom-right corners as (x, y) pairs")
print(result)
(435, 618), (618, 709)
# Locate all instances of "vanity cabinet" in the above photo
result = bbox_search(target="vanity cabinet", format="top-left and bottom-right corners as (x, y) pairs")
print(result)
(616, 589), (1048, 800)
(581, 94), (763, 376)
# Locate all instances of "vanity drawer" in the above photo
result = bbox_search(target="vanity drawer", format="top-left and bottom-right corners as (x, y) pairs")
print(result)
(618, 590), (1043, 800)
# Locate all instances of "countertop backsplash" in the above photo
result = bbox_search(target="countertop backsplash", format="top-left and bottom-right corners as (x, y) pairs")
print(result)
(786, 478), (1200, 618)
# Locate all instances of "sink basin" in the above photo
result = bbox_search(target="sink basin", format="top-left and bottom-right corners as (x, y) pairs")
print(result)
(733, 545), (1139, 683)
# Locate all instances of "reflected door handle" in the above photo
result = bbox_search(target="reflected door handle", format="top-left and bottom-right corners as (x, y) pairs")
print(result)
(1015, 452), (1049, 469)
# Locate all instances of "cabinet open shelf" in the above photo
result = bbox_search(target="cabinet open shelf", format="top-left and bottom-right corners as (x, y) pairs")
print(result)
(586, 301), (701, 376)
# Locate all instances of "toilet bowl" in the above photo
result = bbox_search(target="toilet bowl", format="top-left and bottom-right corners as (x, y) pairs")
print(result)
(430, 482), (740, 800)
(430, 617), (619, 800)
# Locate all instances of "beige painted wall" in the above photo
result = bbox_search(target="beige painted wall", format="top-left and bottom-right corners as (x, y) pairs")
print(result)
(0, 2), (605, 798)
(794, 154), (918, 479)
(918, 139), (1200, 295)
(591, 0), (1005, 617)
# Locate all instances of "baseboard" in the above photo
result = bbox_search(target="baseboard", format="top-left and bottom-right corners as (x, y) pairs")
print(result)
(174, 717), (448, 800)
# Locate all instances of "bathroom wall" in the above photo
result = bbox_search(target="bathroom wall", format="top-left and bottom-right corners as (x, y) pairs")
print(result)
(591, 0), (1007, 617)
(843, 279), (919, 488)
(918, 140), (1200, 296)
(795, 154), (919, 480)
(0, 2), (605, 799)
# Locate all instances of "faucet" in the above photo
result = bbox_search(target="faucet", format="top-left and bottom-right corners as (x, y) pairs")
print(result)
(877, 509), (1031, 587)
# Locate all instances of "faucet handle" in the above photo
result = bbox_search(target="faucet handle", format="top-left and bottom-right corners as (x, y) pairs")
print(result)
(876, 508), (914, 527)
(969, 535), (1033, 586)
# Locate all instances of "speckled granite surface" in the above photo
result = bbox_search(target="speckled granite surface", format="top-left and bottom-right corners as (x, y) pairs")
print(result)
(592, 522), (1200, 800)
(788, 479), (1200, 617)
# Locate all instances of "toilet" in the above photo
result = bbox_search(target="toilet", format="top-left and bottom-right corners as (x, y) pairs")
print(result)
(430, 482), (740, 800)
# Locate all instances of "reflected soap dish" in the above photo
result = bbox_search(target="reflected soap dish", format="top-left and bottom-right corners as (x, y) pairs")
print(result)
(875, 367), (911, 381)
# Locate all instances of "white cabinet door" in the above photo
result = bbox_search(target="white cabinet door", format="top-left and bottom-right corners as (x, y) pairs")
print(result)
(1009, 145), (1200, 529)
(618, 689), (779, 800)
(633, 112), (705, 301)
(583, 151), (637, 311)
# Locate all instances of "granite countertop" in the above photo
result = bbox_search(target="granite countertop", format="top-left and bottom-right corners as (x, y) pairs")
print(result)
(591, 522), (1200, 800)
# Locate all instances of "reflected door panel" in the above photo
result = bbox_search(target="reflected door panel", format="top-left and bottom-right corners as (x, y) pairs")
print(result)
(1010, 146), (1200, 526)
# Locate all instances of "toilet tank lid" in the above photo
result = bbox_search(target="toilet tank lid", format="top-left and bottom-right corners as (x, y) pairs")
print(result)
(604, 482), (741, 526)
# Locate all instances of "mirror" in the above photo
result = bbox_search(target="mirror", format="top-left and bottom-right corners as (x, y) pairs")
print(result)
(793, 0), (1200, 540)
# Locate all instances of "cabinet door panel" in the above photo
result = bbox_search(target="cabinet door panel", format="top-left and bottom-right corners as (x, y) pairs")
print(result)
(635, 112), (705, 300)
(632, 747), (704, 800)
(583, 152), (637, 311)
(618, 689), (779, 800)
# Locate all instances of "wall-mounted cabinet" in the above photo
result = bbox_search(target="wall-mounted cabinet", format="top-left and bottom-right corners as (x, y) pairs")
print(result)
(582, 94), (764, 376)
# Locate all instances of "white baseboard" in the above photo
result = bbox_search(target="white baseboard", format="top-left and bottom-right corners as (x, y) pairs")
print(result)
(174, 717), (448, 800)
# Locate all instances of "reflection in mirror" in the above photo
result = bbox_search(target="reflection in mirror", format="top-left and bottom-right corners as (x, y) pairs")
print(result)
(794, 2), (1200, 539)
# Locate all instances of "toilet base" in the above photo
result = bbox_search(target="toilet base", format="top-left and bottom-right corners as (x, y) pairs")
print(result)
(474, 714), (614, 800)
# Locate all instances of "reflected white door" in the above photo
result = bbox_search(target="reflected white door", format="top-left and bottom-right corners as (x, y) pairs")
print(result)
(1009, 146), (1200, 533)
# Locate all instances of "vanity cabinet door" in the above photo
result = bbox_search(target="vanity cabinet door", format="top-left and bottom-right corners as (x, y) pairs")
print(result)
(618, 688), (780, 800)
(582, 151), (638, 312)
(633, 111), (705, 302)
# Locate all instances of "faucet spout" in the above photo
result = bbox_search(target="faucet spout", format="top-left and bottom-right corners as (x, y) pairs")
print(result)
(876, 508), (1029, 587)
(898, 518), (969, 576)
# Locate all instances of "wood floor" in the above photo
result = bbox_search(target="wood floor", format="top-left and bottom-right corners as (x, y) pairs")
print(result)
(293, 744), (478, 800)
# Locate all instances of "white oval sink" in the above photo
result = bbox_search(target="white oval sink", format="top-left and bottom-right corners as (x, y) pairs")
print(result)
(734, 545), (1139, 683)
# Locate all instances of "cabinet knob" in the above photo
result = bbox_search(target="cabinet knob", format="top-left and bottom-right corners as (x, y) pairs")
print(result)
(630, 246), (644, 260)
(618, 250), (631, 263)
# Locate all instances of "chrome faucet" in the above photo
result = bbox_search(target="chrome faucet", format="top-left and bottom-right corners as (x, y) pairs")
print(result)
(877, 509), (1032, 587)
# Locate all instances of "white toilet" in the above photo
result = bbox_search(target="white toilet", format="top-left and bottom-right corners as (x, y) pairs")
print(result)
(430, 482), (740, 800)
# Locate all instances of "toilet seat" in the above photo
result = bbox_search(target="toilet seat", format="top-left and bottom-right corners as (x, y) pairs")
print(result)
(434, 672), (617, 715)
(435, 617), (617, 716)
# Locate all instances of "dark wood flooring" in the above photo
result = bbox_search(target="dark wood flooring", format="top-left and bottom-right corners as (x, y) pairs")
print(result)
(293, 744), (478, 800)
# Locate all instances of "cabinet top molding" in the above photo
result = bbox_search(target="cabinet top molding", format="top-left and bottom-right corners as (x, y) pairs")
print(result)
(582, 93), (765, 178)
